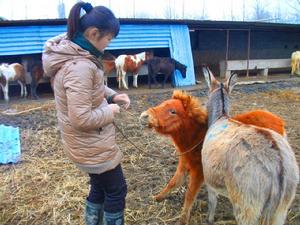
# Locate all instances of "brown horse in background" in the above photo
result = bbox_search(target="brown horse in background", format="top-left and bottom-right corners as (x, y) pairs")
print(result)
(146, 57), (187, 88)
(140, 90), (289, 225)
(101, 51), (116, 86)
(30, 61), (44, 99)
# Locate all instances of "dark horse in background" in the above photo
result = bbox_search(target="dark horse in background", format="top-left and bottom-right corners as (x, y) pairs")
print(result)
(146, 57), (187, 88)
(29, 60), (44, 99)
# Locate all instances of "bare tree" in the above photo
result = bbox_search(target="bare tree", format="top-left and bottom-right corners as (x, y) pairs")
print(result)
(243, 0), (246, 21)
(285, 0), (300, 23)
(162, 0), (174, 19)
(251, 0), (272, 21)
(230, 0), (235, 21)
(274, 0), (282, 23)
(198, 0), (208, 20)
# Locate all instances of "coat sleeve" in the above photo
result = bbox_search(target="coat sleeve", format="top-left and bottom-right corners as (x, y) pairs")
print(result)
(105, 86), (117, 99)
(63, 62), (114, 131)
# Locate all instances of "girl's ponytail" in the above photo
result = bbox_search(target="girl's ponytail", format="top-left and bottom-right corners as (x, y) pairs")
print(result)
(67, 2), (86, 39)
(67, 1), (119, 40)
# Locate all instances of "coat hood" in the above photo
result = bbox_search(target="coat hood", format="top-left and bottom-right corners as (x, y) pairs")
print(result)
(42, 33), (102, 78)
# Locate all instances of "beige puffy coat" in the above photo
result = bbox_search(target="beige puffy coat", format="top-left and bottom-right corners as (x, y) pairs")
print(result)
(42, 34), (122, 174)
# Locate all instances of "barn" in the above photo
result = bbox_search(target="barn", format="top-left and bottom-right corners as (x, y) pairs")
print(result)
(188, 20), (300, 77)
(1, 18), (300, 225)
(0, 18), (300, 91)
(0, 18), (195, 88)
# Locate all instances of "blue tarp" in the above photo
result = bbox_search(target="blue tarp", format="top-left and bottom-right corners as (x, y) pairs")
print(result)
(0, 124), (21, 164)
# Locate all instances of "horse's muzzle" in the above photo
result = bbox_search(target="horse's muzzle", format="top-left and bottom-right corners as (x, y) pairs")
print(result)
(139, 111), (149, 127)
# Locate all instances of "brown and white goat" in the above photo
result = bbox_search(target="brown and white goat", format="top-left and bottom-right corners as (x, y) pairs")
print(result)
(115, 51), (152, 89)
(0, 63), (27, 101)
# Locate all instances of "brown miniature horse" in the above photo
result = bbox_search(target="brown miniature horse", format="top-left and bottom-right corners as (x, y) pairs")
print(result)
(139, 90), (287, 225)
(101, 51), (116, 86)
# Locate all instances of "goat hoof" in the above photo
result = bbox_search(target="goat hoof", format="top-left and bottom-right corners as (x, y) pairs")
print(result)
(153, 194), (164, 202)
(174, 220), (187, 225)
(206, 219), (214, 225)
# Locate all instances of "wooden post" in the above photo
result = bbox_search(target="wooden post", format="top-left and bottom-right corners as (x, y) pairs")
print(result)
(246, 29), (251, 77)
(225, 29), (230, 78)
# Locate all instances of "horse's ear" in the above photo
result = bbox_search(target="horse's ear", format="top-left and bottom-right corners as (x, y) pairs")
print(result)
(202, 66), (217, 89)
(224, 73), (238, 94)
(182, 95), (191, 109)
(172, 90), (191, 110)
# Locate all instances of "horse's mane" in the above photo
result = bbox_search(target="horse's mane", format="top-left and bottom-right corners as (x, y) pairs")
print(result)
(172, 90), (207, 125)
(173, 59), (186, 69)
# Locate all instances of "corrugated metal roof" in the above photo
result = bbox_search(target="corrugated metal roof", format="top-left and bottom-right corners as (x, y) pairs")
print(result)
(0, 25), (66, 55)
(108, 25), (171, 49)
(0, 23), (195, 86)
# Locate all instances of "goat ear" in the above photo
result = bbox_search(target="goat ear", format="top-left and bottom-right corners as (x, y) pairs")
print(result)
(202, 66), (217, 89)
(225, 73), (238, 94)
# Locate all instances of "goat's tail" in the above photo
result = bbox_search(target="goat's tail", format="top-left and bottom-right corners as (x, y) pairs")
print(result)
(261, 143), (299, 225)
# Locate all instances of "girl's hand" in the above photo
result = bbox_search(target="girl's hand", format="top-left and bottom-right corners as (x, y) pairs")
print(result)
(107, 104), (120, 115)
(113, 93), (130, 109)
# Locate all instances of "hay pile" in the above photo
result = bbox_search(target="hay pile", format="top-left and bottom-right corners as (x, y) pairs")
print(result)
(1, 81), (300, 225)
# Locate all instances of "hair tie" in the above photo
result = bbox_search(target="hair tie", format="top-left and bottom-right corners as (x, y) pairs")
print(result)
(82, 2), (93, 13)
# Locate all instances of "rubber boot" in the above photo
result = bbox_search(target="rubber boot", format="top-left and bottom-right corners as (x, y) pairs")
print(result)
(103, 210), (124, 225)
(85, 200), (104, 225)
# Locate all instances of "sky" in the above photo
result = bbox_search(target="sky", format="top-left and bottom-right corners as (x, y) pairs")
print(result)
(0, 0), (297, 23)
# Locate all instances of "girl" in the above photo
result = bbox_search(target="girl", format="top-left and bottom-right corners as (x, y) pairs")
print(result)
(42, 2), (129, 225)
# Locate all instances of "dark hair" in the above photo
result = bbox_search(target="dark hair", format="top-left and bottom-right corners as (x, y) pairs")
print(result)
(67, 1), (120, 40)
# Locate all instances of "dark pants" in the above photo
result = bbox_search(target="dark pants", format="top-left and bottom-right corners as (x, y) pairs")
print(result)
(88, 164), (127, 213)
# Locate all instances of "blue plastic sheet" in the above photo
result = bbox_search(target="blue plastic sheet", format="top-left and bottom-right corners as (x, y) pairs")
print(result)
(0, 124), (21, 164)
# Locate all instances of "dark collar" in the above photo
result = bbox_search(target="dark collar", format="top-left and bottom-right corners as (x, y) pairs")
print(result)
(72, 32), (103, 58)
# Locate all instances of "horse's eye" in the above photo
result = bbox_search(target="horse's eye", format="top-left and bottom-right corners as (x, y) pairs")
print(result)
(169, 109), (176, 115)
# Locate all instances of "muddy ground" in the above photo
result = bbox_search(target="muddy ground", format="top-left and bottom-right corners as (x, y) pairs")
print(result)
(0, 77), (300, 225)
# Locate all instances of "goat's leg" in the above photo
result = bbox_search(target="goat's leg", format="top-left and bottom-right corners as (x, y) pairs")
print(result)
(133, 74), (138, 88)
(161, 73), (169, 88)
(207, 186), (218, 225)
(148, 73), (151, 89)
(121, 70), (128, 89)
(153, 74), (160, 88)
(229, 188), (260, 225)
(17, 80), (24, 97)
(23, 81), (27, 97)
(17, 80), (27, 98)
(2, 84), (9, 102)
(233, 205), (260, 225)
(154, 160), (186, 201)
(116, 69), (121, 89)
(147, 68), (152, 88)
(30, 76), (38, 99)
(179, 169), (203, 225)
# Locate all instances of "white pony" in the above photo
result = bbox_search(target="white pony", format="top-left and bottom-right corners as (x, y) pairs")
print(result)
(114, 52), (148, 89)
(0, 63), (27, 101)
